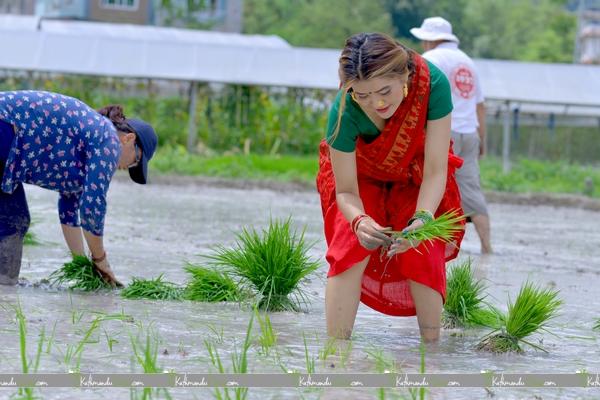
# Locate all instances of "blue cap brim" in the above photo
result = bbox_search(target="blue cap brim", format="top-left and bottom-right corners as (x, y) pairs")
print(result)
(128, 151), (148, 184)
(126, 118), (157, 185)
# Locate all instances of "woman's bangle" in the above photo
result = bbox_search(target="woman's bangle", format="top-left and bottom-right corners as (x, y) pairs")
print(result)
(91, 251), (107, 263)
(351, 214), (369, 234)
(408, 209), (434, 226)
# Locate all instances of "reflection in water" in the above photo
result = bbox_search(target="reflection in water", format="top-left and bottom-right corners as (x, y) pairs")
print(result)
(0, 180), (599, 399)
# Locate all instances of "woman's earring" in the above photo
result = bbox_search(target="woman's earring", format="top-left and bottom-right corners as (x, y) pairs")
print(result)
(403, 84), (408, 98)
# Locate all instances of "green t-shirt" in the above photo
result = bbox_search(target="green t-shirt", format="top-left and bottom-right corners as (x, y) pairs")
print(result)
(326, 60), (453, 152)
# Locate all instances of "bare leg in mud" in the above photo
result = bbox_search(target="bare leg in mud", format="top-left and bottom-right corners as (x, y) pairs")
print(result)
(0, 234), (24, 285)
(0, 183), (30, 285)
(409, 280), (443, 342)
(325, 256), (370, 339)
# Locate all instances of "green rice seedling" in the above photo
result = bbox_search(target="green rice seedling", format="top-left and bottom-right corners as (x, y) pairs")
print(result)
(231, 314), (254, 386)
(121, 274), (184, 301)
(71, 309), (85, 325)
(14, 302), (45, 400)
(104, 329), (118, 352)
(255, 309), (277, 356)
(477, 281), (562, 353)
(130, 327), (173, 400)
(46, 320), (57, 355)
(365, 346), (398, 400)
(90, 309), (135, 323)
(65, 318), (101, 372)
(443, 260), (504, 329)
(593, 319), (600, 332)
(302, 333), (315, 374)
(23, 220), (41, 246)
(182, 264), (243, 302)
(409, 342), (427, 400)
(316, 337), (353, 369)
(204, 339), (231, 400)
(318, 337), (337, 364)
(389, 209), (465, 245)
(207, 323), (225, 344)
(62, 312), (133, 371)
(23, 232), (40, 246)
(49, 254), (112, 291)
(206, 217), (319, 312)
(204, 314), (254, 400)
(339, 341), (353, 369)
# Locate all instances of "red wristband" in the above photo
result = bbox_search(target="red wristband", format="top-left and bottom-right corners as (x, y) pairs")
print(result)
(351, 214), (369, 234)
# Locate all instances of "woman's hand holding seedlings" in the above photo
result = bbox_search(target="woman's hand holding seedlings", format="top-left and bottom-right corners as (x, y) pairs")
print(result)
(387, 219), (424, 257)
(355, 216), (393, 251)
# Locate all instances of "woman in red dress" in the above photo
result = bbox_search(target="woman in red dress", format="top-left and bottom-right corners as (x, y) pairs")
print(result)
(317, 33), (465, 341)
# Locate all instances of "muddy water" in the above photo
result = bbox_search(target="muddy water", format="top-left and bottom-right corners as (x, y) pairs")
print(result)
(1, 177), (599, 400)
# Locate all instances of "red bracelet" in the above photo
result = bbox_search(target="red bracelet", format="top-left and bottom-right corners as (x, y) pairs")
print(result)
(351, 214), (369, 234)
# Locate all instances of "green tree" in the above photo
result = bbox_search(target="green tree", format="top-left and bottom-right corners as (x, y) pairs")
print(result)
(244, 0), (394, 49)
(157, 0), (212, 29)
(461, 0), (575, 62)
(384, 0), (575, 62)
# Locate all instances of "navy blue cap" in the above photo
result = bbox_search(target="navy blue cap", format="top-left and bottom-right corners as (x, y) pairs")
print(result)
(126, 118), (157, 185)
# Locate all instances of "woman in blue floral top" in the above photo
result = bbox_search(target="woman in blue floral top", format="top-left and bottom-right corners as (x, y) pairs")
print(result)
(0, 90), (158, 286)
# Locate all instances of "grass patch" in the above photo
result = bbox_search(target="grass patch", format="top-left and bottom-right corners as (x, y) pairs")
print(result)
(481, 158), (600, 198)
(593, 319), (600, 332)
(444, 260), (504, 329)
(121, 275), (184, 301)
(477, 281), (562, 353)
(182, 264), (244, 302)
(205, 218), (319, 312)
(49, 255), (112, 291)
(151, 150), (600, 199)
(151, 146), (317, 183)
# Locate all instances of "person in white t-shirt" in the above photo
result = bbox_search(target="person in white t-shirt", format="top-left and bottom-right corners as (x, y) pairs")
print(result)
(411, 17), (492, 254)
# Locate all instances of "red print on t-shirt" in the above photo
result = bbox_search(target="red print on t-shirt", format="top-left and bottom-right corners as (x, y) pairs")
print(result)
(451, 65), (475, 99)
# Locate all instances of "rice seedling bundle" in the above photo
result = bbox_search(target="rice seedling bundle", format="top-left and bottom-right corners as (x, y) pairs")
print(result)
(443, 260), (504, 329)
(389, 210), (465, 245)
(23, 231), (40, 246)
(121, 275), (184, 301)
(182, 264), (243, 302)
(23, 221), (41, 246)
(477, 282), (562, 353)
(206, 218), (319, 312)
(49, 255), (112, 291)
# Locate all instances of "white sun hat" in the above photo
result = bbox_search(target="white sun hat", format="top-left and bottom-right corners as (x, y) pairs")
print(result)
(410, 17), (459, 43)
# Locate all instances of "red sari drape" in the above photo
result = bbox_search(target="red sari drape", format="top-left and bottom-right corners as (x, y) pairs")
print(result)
(316, 54), (465, 316)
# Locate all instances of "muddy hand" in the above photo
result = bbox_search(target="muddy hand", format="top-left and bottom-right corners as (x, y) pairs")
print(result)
(387, 219), (424, 257)
(93, 258), (124, 288)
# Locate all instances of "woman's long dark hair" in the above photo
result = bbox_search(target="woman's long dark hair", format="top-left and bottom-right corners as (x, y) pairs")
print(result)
(97, 104), (135, 134)
(330, 32), (414, 143)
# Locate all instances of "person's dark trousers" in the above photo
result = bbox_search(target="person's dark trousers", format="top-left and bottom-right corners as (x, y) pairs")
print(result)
(0, 119), (30, 285)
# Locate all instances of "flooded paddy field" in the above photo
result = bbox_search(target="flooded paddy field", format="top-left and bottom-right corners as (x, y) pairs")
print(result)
(1, 178), (599, 400)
